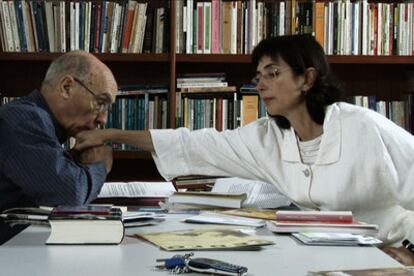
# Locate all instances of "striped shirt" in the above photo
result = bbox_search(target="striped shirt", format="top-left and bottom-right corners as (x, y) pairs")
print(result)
(0, 90), (106, 211)
(297, 135), (322, 165)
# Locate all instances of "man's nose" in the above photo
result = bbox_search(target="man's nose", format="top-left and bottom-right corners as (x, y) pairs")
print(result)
(95, 112), (107, 125)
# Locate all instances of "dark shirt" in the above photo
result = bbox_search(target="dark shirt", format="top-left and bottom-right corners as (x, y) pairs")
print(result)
(0, 90), (106, 211)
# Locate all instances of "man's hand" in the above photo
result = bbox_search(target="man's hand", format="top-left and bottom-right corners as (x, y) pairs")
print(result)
(75, 129), (107, 151)
(76, 145), (113, 174)
(382, 246), (414, 266)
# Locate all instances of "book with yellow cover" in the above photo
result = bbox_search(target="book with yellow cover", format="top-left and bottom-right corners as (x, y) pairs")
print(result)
(134, 228), (273, 251)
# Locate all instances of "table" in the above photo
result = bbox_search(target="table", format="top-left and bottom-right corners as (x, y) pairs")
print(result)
(0, 214), (402, 276)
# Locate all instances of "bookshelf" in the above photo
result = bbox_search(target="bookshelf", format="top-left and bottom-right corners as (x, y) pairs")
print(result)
(0, 0), (414, 181)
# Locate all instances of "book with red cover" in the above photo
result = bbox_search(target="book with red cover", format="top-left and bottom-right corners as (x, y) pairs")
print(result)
(50, 205), (113, 216)
(276, 210), (353, 223)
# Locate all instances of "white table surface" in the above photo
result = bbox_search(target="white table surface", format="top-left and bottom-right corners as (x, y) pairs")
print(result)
(0, 214), (402, 276)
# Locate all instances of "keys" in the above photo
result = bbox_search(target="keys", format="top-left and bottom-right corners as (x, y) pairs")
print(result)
(155, 253), (248, 275)
(155, 253), (193, 274)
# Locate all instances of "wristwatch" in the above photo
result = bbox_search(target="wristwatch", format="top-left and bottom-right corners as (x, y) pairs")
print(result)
(402, 239), (414, 256)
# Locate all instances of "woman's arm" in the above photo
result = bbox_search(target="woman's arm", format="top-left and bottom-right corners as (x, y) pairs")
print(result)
(75, 129), (154, 152)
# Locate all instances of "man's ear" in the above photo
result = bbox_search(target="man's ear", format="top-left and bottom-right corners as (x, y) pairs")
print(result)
(302, 67), (317, 92)
(60, 75), (73, 99)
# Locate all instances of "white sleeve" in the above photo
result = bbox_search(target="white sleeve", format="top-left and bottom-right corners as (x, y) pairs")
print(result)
(149, 119), (282, 181)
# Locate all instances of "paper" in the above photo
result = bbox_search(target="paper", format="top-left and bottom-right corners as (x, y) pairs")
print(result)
(98, 181), (176, 198)
(135, 228), (274, 251)
(184, 212), (266, 227)
(292, 232), (383, 246)
(212, 177), (291, 208)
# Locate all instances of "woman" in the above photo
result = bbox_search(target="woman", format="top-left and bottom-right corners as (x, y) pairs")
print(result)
(75, 35), (414, 262)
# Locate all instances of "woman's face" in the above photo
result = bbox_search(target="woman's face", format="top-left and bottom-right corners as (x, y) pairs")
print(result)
(254, 56), (306, 117)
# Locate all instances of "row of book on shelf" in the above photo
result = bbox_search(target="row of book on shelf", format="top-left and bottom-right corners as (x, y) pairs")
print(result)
(0, 0), (169, 53)
(2, 92), (414, 135)
(175, 0), (414, 56)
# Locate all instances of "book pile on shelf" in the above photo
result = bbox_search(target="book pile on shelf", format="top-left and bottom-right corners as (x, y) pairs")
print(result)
(175, 0), (414, 56)
(107, 84), (168, 151)
(175, 73), (265, 131)
(175, 72), (239, 131)
(269, 210), (379, 236)
(0, 0), (169, 53)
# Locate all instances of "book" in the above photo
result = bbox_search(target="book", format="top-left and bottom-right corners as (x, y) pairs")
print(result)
(276, 210), (353, 223)
(0, 206), (53, 222)
(167, 191), (247, 209)
(219, 208), (277, 220)
(184, 212), (266, 228)
(292, 232), (382, 246)
(134, 228), (274, 251)
(173, 175), (221, 190)
(46, 207), (124, 245)
(268, 220), (379, 236)
(308, 266), (414, 276)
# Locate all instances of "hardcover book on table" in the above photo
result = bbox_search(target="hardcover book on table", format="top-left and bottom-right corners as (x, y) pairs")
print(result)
(168, 191), (247, 209)
(46, 207), (124, 245)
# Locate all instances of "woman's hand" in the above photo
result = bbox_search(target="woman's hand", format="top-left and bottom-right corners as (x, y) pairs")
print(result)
(74, 129), (107, 151)
(382, 246), (414, 266)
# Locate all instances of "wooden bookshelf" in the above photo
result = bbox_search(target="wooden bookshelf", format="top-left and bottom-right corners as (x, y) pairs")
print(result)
(1, 0), (414, 181)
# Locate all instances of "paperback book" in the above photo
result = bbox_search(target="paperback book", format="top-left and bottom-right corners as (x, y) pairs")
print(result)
(134, 228), (273, 251)
(292, 232), (382, 246)
(268, 220), (379, 236)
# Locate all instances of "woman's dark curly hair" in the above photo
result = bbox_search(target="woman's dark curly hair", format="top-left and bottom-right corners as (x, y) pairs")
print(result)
(252, 34), (343, 129)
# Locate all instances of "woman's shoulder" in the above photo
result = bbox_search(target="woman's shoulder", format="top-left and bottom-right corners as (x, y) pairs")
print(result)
(331, 102), (406, 134)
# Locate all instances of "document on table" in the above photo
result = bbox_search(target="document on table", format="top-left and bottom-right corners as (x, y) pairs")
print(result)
(98, 182), (176, 198)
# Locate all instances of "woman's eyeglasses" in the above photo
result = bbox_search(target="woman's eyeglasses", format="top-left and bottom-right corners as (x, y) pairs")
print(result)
(251, 66), (291, 85)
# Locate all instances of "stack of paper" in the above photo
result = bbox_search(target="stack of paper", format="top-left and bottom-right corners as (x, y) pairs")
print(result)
(292, 232), (382, 246)
(122, 211), (165, 227)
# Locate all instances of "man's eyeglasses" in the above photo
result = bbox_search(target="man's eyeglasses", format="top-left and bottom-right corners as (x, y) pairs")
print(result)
(73, 77), (112, 114)
(251, 66), (291, 86)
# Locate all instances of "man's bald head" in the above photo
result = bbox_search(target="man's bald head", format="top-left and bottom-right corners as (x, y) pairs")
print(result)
(41, 51), (118, 136)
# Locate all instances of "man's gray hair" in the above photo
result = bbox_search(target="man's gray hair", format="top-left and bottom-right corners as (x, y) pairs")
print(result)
(43, 53), (91, 85)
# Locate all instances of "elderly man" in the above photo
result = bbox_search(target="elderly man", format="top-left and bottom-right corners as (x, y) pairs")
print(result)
(0, 51), (117, 210)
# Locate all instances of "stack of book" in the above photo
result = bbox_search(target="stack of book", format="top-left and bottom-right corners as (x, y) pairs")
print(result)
(0, 206), (52, 225)
(46, 205), (125, 245)
(269, 210), (379, 236)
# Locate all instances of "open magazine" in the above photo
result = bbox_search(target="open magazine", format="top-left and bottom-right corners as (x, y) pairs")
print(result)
(212, 177), (291, 208)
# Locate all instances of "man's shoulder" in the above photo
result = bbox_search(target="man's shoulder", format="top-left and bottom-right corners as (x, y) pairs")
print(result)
(0, 99), (51, 124)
